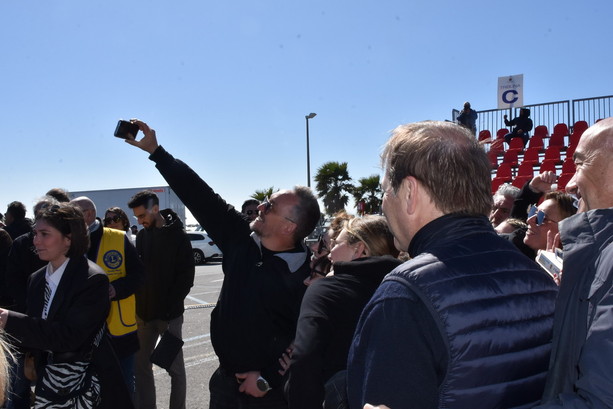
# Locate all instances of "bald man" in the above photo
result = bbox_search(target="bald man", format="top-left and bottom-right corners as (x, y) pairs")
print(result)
(536, 118), (613, 408)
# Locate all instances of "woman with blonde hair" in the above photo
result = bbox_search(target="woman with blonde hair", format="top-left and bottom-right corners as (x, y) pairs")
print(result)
(287, 215), (402, 409)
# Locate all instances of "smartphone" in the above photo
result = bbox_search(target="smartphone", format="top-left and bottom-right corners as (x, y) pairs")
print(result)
(114, 120), (139, 139)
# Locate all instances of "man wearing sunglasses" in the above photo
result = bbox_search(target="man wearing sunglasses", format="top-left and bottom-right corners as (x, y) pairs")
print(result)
(123, 120), (320, 409)
(536, 118), (613, 409)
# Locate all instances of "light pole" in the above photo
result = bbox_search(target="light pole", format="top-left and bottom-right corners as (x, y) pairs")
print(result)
(305, 112), (317, 188)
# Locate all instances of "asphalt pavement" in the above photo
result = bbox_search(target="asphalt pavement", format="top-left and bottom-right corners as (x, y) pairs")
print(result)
(153, 260), (223, 408)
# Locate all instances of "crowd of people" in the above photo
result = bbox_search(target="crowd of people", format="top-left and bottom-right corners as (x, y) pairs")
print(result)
(0, 116), (611, 409)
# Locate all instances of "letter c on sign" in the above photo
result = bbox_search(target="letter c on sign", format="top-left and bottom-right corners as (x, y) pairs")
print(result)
(502, 90), (519, 104)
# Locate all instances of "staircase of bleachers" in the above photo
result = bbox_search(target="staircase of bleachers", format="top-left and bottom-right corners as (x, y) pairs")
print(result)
(486, 120), (590, 194)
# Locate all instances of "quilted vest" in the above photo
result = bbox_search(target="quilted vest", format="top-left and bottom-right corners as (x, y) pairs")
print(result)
(386, 249), (557, 409)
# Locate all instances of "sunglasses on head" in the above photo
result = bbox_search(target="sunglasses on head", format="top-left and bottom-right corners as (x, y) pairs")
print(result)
(104, 215), (122, 225)
(527, 205), (558, 226)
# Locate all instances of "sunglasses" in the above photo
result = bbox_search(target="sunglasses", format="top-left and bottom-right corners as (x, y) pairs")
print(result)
(104, 215), (122, 225)
(527, 205), (559, 226)
(262, 197), (296, 223)
(245, 210), (258, 216)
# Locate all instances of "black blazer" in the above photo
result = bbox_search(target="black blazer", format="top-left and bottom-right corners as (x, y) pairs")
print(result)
(6, 255), (110, 356)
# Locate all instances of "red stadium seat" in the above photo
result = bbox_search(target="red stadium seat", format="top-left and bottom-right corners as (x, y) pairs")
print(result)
(490, 139), (505, 154)
(533, 125), (549, 138)
(544, 146), (562, 163)
(492, 178), (506, 195)
(539, 159), (558, 174)
(562, 158), (576, 174)
(513, 175), (532, 189)
(527, 135), (544, 150)
(522, 147), (541, 165)
(572, 120), (589, 135)
(565, 144), (576, 160)
(552, 123), (569, 138)
(501, 150), (519, 166)
(487, 150), (499, 169)
(495, 163), (513, 180)
(557, 173), (574, 191)
(496, 128), (509, 140)
(517, 162), (535, 178)
(479, 130), (492, 143)
(548, 133), (566, 148)
(507, 137), (525, 153)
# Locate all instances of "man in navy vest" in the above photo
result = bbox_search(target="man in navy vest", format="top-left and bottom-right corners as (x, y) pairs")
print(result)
(347, 121), (558, 409)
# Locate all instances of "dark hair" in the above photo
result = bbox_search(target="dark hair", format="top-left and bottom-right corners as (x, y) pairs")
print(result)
(241, 199), (260, 213)
(289, 186), (321, 242)
(33, 198), (60, 217)
(45, 188), (70, 203)
(328, 211), (354, 240)
(127, 190), (159, 210)
(312, 254), (331, 275)
(544, 191), (577, 220)
(382, 121), (492, 217)
(104, 207), (131, 231)
(6, 201), (26, 221)
(35, 203), (89, 258)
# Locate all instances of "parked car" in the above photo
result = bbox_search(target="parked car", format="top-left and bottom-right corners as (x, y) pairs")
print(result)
(187, 232), (222, 264)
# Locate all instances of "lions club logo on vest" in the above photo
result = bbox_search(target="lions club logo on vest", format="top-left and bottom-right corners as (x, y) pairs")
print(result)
(104, 250), (123, 270)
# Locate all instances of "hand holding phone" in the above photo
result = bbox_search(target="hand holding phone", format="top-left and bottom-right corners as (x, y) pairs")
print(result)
(114, 120), (140, 139)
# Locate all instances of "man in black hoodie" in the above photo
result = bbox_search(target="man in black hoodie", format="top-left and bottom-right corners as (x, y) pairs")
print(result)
(128, 190), (194, 409)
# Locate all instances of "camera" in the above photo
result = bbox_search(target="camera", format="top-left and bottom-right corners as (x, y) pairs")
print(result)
(114, 120), (139, 139)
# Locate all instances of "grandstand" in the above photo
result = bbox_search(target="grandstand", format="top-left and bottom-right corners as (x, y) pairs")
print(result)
(454, 94), (613, 194)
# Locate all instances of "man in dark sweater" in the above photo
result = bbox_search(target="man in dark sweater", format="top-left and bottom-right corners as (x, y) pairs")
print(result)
(123, 120), (320, 409)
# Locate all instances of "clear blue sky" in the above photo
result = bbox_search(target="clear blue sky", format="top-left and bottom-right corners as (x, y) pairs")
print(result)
(2, 0), (612, 222)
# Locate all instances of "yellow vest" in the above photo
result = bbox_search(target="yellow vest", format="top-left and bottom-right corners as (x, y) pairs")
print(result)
(96, 227), (137, 337)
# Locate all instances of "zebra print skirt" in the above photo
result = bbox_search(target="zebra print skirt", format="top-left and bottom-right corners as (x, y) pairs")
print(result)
(34, 361), (100, 409)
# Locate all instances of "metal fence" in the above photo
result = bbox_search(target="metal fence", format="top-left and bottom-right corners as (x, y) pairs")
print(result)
(572, 95), (613, 126)
(453, 95), (613, 137)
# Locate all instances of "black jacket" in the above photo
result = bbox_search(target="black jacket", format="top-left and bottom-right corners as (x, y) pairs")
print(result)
(288, 256), (402, 409)
(149, 145), (311, 387)
(5, 231), (48, 312)
(135, 208), (194, 321)
(537, 209), (613, 408)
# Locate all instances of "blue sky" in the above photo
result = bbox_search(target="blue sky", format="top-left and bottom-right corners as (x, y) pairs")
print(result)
(2, 0), (612, 222)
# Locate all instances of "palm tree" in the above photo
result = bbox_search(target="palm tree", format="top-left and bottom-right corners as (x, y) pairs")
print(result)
(352, 175), (382, 215)
(252, 187), (278, 201)
(314, 161), (353, 215)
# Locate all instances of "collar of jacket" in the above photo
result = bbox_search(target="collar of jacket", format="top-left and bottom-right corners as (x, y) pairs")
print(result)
(407, 213), (494, 258)
(250, 232), (308, 273)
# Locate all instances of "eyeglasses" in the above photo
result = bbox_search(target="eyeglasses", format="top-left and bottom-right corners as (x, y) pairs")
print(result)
(104, 215), (122, 225)
(245, 210), (258, 216)
(527, 205), (559, 226)
(262, 197), (296, 223)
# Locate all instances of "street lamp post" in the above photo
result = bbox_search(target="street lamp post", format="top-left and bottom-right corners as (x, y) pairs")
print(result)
(305, 113), (317, 188)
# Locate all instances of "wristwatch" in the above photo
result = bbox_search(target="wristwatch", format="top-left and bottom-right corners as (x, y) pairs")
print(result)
(256, 375), (272, 392)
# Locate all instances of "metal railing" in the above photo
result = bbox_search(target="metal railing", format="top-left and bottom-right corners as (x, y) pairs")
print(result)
(572, 95), (613, 127)
(453, 95), (613, 137)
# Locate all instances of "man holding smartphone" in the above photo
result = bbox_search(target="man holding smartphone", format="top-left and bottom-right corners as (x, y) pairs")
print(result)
(122, 120), (320, 409)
